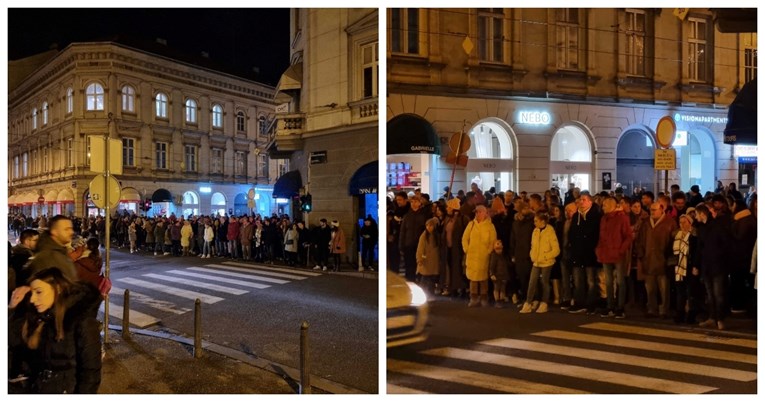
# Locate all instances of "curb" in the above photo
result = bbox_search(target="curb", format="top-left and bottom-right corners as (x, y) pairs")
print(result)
(107, 325), (368, 394)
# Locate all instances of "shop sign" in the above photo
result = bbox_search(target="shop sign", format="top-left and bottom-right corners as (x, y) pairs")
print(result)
(199, 186), (212, 193)
(518, 111), (552, 125)
(654, 149), (677, 170)
(310, 151), (327, 164)
(357, 188), (378, 195)
(466, 158), (514, 171)
(673, 113), (728, 125)
(734, 145), (758, 157)
(410, 145), (435, 153)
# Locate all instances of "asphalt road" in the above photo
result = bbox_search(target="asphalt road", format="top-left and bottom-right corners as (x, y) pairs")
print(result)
(101, 248), (379, 393)
(387, 297), (757, 394)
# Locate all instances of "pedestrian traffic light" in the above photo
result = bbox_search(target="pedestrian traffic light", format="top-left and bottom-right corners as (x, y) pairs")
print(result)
(301, 194), (312, 212)
(144, 199), (152, 211)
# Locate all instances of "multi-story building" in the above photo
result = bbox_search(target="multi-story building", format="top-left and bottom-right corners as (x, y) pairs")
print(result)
(387, 8), (757, 197)
(8, 41), (285, 219)
(271, 9), (379, 264)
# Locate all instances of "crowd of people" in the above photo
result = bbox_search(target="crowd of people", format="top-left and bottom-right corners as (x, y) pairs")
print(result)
(388, 181), (757, 329)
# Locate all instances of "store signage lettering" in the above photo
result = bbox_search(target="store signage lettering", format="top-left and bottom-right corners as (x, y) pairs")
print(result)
(519, 111), (552, 125)
(410, 145), (435, 152)
(564, 164), (577, 171)
(734, 145), (758, 157)
(199, 186), (212, 193)
(673, 113), (727, 125)
(357, 188), (378, 195)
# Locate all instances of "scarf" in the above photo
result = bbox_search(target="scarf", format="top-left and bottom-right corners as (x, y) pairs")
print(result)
(673, 230), (690, 281)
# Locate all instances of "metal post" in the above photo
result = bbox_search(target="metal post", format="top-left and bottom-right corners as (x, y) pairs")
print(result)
(104, 112), (113, 344)
(194, 298), (202, 358)
(122, 289), (131, 340)
(299, 321), (311, 394)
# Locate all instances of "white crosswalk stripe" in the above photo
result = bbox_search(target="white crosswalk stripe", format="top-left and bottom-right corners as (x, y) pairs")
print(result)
(104, 263), (322, 328)
(388, 323), (757, 394)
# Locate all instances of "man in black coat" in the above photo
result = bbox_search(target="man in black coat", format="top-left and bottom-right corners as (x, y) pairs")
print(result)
(567, 194), (602, 314)
(398, 195), (428, 281)
(312, 219), (332, 271)
(23, 215), (77, 284)
(694, 205), (733, 330)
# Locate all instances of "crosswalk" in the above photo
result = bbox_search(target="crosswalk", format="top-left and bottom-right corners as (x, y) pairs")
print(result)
(99, 261), (322, 328)
(387, 322), (757, 394)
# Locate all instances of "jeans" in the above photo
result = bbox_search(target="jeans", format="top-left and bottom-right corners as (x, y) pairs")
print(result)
(644, 273), (669, 315)
(215, 239), (226, 256)
(573, 265), (599, 310)
(603, 262), (626, 311)
(155, 241), (164, 254)
(704, 274), (727, 321)
(242, 244), (251, 260)
(203, 241), (212, 256)
(228, 240), (239, 258)
(526, 265), (552, 304)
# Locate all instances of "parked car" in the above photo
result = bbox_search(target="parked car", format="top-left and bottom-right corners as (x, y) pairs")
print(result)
(386, 269), (428, 347)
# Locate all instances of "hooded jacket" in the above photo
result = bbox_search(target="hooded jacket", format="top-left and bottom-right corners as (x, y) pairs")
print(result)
(461, 217), (497, 281)
(23, 232), (77, 284)
(568, 207), (601, 267)
(530, 223), (560, 268)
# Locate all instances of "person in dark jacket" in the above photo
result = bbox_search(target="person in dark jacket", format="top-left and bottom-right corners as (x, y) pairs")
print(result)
(23, 216), (77, 284)
(694, 205), (733, 330)
(439, 198), (469, 297)
(74, 238), (103, 291)
(9, 267), (102, 393)
(509, 200), (535, 304)
(730, 199), (757, 314)
(359, 217), (378, 271)
(11, 229), (40, 290)
(636, 202), (677, 318)
(312, 219), (332, 270)
(399, 195), (429, 282)
(568, 194), (602, 314)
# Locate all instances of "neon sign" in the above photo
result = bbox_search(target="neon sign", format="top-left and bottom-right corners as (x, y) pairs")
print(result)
(673, 113), (728, 125)
(518, 111), (552, 125)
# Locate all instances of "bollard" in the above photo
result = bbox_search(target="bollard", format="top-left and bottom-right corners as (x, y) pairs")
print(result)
(299, 321), (311, 394)
(194, 298), (203, 358)
(122, 289), (131, 340)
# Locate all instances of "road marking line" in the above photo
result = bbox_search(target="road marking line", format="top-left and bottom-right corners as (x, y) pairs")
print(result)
(387, 359), (587, 394)
(110, 286), (191, 315)
(99, 302), (160, 328)
(166, 270), (271, 289)
(480, 338), (757, 382)
(535, 330), (757, 365)
(143, 273), (249, 295)
(579, 322), (758, 349)
(422, 348), (716, 394)
(187, 267), (289, 284)
(220, 261), (322, 276)
(117, 278), (224, 304)
(205, 264), (308, 280)
(386, 384), (432, 394)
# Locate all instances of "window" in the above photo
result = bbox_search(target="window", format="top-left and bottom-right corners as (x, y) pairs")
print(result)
(390, 9), (420, 54)
(212, 104), (223, 128)
(43, 148), (48, 173)
(31, 150), (38, 175)
(235, 151), (246, 176)
(361, 42), (378, 98)
(86, 83), (105, 111)
(277, 159), (289, 177)
(185, 99), (197, 123)
(32, 108), (38, 130)
(184, 145), (197, 172)
(122, 85), (135, 113)
(257, 154), (268, 178)
(745, 48), (757, 83)
(258, 116), (268, 137)
(155, 142), (168, 169)
(211, 148), (223, 174)
(14, 156), (19, 179)
(625, 9), (646, 76)
(556, 9), (580, 70)
(688, 17), (708, 82)
(66, 87), (74, 114)
(22, 153), (28, 177)
(478, 9), (504, 62)
(66, 138), (74, 167)
(123, 138), (135, 167)
(42, 102), (48, 125)
(236, 111), (246, 132)
(155, 92), (168, 118)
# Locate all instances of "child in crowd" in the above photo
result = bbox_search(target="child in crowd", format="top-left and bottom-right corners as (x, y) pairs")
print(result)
(489, 240), (510, 308)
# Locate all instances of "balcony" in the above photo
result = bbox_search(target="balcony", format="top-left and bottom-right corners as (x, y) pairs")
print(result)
(349, 98), (379, 123)
(273, 113), (305, 153)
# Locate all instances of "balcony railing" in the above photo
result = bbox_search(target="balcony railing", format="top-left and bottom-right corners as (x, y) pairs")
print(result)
(349, 98), (378, 123)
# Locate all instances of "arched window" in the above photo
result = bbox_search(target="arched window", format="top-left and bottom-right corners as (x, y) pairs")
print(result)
(66, 87), (74, 114)
(185, 99), (197, 123)
(85, 83), (105, 111)
(550, 125), (593, 192)
(467, 119), (517, 192)
(212, 104), (223, 128)
(155, 92), (168, 118)
(32, 108), (38, 130)
(122, 85), (135, 113)
(42, 102), (48, 125)
(236, 111), (246, 132)
(211, 192), (226, 216)
(182, 191), (200, 217)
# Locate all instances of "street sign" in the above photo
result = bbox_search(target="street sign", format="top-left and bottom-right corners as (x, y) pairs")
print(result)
(310, 151), (327, 164)
(89, 175), (121, 209)
(654, 149), (677, 170)
(38, 196), (45, 204)
(89, 137), (123, 175)
(656, 116), (676, 149)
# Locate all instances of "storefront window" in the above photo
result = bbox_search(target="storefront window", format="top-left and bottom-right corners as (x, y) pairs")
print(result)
(466, 120), (516, 193)
(550, 125), (592, 192)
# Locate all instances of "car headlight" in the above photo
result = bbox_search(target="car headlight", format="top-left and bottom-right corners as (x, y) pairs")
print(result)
(407, 282), (428, 307)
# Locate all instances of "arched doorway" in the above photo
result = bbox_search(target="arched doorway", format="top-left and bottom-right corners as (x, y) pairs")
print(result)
(466, 119), (517, 193)
(234, 193), (248, 216)
(182, 191), (200, 218)
(211, 192), (226, 216)
(550, 124), (593, 192)
(616, 129), (656, 194)
(677, 129), (716, 193)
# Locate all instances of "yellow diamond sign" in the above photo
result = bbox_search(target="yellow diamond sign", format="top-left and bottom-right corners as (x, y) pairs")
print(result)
(462, 36), (474, 55)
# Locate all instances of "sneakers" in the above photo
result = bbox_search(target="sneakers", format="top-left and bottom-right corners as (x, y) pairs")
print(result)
(699, 318), (716, 328)
(569, 307), (587, 314)
(495, 302), (504, 309)
(511, 294), (519, 305)
(535, 302), (548, 314)
(322, 266), (328, 271)
(614, 310), (626, 319)
(313, 265), (321, 270)
(519, 302), (533, 314)
(531, 300), (540, 311)
(600, 310), (615, 318)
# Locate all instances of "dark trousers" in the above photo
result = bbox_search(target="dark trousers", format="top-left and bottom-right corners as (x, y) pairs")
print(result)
(361, 242), (375, 267)
(402, 245), (417, 282)
(388, 241), (400, 271)
(315, 245), (329, 267)
(704, 274), (728, 321)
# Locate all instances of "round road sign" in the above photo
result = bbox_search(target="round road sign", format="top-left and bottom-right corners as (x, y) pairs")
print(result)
(656, 116), (677, 149)
(89, 175), (121, 209)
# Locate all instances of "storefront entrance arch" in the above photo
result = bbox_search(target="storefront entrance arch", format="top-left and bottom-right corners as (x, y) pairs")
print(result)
(465, 118), (518, 193)
(550, 122), (596, 192)
(677, 128), (716, 193)
(616, 127), (656, 194)
(182, 191), (200, 218)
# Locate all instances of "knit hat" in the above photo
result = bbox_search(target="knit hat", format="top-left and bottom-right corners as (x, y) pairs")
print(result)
(331, 220), (339, 227)
(491, 197), (506, 214)
(446, 198), (461, 210)
(679, 213), (694, 225)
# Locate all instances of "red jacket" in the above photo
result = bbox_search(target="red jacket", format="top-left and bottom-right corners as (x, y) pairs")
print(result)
(227, 220), (241, 241)
(595, 210), (633, 264)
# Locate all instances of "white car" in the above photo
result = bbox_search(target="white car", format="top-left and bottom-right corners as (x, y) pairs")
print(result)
(386, 270), (429, 347)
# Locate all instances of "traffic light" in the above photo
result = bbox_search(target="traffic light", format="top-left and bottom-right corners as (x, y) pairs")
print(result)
(144, 199), (152, 211)
(301, 194), (312, 212)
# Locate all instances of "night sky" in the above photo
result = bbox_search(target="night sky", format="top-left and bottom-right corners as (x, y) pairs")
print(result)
(8, 8), (291, 87)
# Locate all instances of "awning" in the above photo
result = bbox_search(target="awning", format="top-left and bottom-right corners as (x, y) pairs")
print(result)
(21, 192), (38, 205)
(121, 187), (141, 203)
(349, 161), (378, 195)
(57, 189), (75, 204)
(8, 194), (19, 206)
(44, 189), (58, 204)
(273, 170), (302, 198)
(275, 62), (303, 93)
(152, 188), (173, 202)
(387, 113), (441, 155)
(724, 78), (757, 145)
